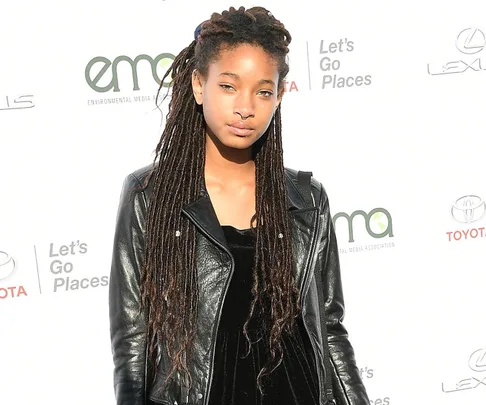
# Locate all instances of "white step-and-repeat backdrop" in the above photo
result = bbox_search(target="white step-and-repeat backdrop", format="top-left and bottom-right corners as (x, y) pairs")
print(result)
(1, 1), (485, 404)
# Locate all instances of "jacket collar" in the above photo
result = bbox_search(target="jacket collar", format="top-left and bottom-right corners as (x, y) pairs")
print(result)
(181, 169), (309, 249)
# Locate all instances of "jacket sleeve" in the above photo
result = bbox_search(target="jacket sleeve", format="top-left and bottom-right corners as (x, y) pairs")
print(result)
(109, 173), (152, 405)
(318, 183), (370, 405)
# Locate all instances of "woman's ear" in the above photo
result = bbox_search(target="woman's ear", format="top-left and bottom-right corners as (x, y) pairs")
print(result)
(192, 69), (204, 105)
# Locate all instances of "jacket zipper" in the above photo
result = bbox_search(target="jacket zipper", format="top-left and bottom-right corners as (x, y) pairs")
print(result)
(299, 210), (329, 405)
(183, 212), (235, 405)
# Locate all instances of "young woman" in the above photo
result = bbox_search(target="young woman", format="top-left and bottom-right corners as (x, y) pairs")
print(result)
(109, 6), (370, 405)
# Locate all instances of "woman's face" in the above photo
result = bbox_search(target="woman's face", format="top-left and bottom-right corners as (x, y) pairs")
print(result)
(192, 43), (283, 151)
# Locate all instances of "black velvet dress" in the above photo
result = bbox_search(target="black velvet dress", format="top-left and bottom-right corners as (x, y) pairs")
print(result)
(208, 225), (320, 405)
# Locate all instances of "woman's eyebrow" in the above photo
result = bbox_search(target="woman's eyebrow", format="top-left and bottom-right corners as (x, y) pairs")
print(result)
(219, 71), (275, 86)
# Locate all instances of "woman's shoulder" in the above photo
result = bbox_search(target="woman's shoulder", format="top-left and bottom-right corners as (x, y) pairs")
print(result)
(114, 163), (158, 215)
(127, 163), (156, 186)
(120, 163), (158, 198)
(284, 166), (328, 208)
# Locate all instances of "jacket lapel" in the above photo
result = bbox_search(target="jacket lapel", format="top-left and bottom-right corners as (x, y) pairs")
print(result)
(181, 169), (319, 290)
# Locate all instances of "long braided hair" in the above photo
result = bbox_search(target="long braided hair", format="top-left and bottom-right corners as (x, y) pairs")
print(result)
(140, 6), (299, 394)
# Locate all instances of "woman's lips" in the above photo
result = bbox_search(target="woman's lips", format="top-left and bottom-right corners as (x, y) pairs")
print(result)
(227, 124), (253, 136)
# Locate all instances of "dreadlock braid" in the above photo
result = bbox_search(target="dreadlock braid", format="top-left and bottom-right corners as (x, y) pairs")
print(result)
(139, 5), (298, 395)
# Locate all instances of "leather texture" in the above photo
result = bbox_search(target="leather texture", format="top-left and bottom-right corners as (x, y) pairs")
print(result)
(109, 164), (370, 405)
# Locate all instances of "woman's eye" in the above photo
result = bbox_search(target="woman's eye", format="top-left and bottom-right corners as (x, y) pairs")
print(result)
(259, 90), (273, 98)
(220, 84), (235, 91)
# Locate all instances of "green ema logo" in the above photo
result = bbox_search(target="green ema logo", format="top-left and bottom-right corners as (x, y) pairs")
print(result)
(333, 208), (393, 243)
(85, 53), (175, 93)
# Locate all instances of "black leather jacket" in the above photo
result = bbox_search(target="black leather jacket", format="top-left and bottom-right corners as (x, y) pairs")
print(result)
(109, 164), (370, 405)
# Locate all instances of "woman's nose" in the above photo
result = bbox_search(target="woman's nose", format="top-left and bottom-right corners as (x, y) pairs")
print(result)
(233, 92), (255, 119)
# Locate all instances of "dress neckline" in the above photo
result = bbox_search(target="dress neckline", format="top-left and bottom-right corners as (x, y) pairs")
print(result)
(221, 225), (257, 245)
(221, 224), (253, 232)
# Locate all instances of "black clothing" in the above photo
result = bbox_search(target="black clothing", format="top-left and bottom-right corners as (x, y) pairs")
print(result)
(109, 164), (371, 405)
(208, 225), (319, 405)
